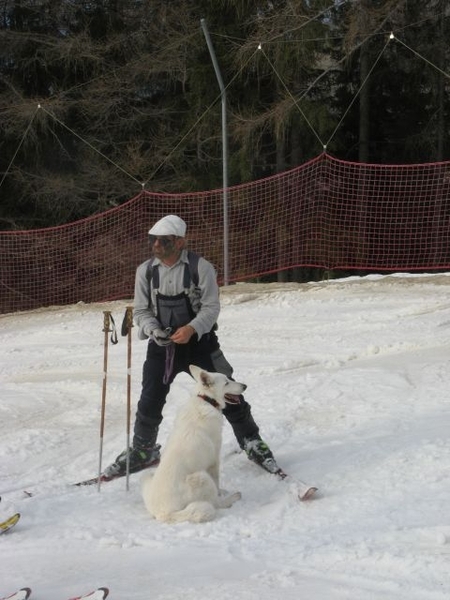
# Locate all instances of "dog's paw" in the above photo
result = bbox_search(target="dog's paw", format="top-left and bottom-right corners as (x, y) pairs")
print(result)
(219, 490), (241, 508)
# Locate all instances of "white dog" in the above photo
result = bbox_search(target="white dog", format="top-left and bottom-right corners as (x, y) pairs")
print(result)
(141, 364), (246, 523)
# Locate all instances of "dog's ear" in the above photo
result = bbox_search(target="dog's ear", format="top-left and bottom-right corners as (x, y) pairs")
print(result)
(189, 364), (212, 387)
(188, 364), (205, 382)
(189, 364), (199, 379)
(199, 371), (212, 388)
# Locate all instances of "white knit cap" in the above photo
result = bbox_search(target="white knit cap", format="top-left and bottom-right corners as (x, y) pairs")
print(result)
(148, 215), (187, 237)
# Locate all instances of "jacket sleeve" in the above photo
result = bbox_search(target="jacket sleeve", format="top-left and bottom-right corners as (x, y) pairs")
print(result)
(188, 257), (221, 340)
(133, 261), (161, 340)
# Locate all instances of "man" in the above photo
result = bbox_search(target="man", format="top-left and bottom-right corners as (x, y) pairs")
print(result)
(104, 214), (279, 477)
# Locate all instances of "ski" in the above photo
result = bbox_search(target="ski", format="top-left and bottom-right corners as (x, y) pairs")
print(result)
(74, 450), (160, 488)
(68, 587), (109, 600)
(19, 451), (161, 496)
(0, 587), (108, 600)
(271, 467), (318, 501)
(0, 589), (31, 600)
(246, 455), (317, 501)
(21, 467), (151, 496)
(74, 473), (127, 487)
(0, 513), (20, 534)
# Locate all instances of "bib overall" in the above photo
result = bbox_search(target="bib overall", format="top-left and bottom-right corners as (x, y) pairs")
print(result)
(133, 260), (260, 450)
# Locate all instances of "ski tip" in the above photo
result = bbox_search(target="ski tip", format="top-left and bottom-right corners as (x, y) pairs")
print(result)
(0, 513), (21, 534)
(73, 478), (99, 487)
(1, 589), (32, 600)
(85, 588), (109, 600)
(299, 487), (318, 501)
(68, 588), (109, 600)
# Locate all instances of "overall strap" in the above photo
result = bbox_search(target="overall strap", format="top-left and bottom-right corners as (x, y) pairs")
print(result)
(151, 262), (191, 290)
(146, 250), (200, 292)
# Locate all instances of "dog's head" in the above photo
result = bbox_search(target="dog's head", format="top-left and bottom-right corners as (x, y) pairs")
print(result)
(189, 365), (247, 410)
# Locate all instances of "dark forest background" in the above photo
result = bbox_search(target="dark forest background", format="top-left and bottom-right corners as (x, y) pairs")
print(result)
(0, 0), (449, 231)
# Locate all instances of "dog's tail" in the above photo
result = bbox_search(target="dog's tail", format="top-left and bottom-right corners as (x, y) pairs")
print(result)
(167, 501), (216, 524)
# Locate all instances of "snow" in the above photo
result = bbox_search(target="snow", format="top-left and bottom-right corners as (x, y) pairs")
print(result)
(1, 273), (450, 600)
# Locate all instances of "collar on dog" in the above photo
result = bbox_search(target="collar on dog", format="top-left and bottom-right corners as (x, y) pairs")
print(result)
(198, 394), (221, 410)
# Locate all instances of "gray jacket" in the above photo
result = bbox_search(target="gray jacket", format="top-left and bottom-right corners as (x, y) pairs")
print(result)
(133, 249), (220, 341)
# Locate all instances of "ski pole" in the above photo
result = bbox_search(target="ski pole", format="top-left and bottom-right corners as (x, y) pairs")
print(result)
(122, 306), (134, 491)
(97, 310), (112, 492)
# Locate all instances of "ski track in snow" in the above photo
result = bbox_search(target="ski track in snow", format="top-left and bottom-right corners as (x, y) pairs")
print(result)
(1, 273), (450, 599)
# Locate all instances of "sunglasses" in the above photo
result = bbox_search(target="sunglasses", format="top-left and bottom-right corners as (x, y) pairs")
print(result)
(148, 235), (177, 247)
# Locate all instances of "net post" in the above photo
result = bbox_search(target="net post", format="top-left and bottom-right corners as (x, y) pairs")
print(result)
(200, 18), (229, 285)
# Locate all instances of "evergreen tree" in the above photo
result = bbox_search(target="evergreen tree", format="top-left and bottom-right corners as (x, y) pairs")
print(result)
(0, 0), (449, 229)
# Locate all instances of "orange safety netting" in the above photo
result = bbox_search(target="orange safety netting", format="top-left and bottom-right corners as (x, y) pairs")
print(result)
(2, 152), (450, 314)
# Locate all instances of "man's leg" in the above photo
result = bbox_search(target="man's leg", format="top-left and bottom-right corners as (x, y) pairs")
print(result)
(188, 342), (261, 448)
(188, 341), (279, 472)
(133, 343), (170, 448)
(166, 336), (279, 473)
(104, 343), (172, 476)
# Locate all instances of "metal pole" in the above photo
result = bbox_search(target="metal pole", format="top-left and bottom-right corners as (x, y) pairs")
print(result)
(200, 18), (229, 285)
(97, 311), (111, 492)
(124, 306), (134, 491)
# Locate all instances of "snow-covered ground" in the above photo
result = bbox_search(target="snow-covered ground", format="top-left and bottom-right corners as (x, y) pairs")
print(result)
(1, 274), (450, 600)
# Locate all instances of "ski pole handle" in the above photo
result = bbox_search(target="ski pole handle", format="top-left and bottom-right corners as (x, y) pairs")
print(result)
(103, 310), (111, 334)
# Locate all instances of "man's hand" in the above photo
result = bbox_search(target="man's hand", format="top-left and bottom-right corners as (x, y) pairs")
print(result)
(170, 325), (196, 344)
(151, 327), (172, 346)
